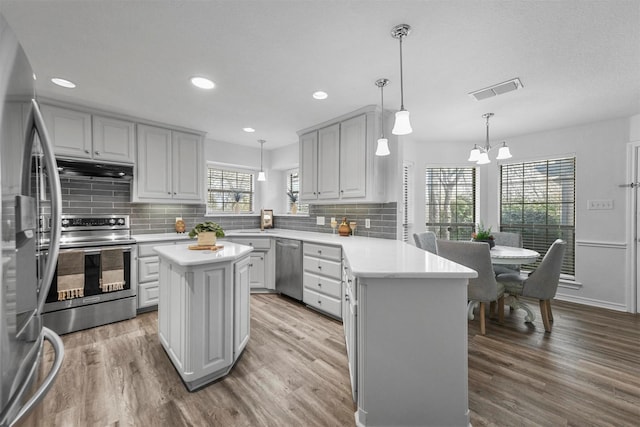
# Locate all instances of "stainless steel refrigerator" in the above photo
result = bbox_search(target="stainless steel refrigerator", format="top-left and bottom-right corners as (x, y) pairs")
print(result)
(0, 13), (64, 427)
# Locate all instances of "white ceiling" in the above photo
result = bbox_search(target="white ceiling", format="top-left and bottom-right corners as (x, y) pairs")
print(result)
(1, 0), (638, 150)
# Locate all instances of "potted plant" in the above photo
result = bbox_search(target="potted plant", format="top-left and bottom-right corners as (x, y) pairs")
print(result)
(232, 190), (243, 213)
(189, 221), (225, 246)
(287, 190), (298, 214)
(472, 223), (495, 248)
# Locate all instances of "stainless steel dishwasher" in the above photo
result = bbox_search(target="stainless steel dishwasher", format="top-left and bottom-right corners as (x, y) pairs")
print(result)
(275, 238), (302, 300)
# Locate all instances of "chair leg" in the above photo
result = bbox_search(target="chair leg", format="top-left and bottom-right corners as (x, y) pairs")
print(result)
(479, 302), (486, 335)
(497, 295), (505, 324)
(548, 302), (554, 323)
(540, 300), (552, 332)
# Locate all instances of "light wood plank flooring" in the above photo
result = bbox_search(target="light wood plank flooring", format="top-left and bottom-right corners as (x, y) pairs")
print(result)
(18, 295), (640, 426)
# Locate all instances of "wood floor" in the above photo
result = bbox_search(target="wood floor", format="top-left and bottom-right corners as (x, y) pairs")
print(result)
(18, 294), (640, 427)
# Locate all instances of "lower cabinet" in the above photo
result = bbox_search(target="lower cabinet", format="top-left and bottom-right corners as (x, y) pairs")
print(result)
(302, 242), (342, 319)
(227, 237), (274, 290)
(135, 238), (189, 310)
(342, 259), (357, 402)
(157, 252), (250, 391)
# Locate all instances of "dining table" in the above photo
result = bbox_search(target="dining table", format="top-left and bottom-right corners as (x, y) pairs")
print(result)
(467, 245), (541, 323)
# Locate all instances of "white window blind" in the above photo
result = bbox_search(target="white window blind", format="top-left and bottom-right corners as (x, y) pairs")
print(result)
(500, 157), (575, 275)
(425, 167), (477, 240)
(286, 169), (308, 213)
(207, 167), (254, 214)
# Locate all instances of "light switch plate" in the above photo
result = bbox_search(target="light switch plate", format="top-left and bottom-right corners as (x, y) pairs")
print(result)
(365, 218), (371, 228)
(587, 199), (614, 210)
(316, 216), (325, 225)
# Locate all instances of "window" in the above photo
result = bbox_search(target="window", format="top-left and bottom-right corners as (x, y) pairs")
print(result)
(206, 166), (254, 214)
(425, 167), (477, 240)
(500, 157), (575, 275)
(286, 169), (308, 214)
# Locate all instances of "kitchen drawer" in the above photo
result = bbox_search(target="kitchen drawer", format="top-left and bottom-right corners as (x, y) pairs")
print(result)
(303, 255), (342, 279)
(303, 288), (341, 319)
(138, 256), (160, 283)
(303, 271), (342, 298)
(138, 281), (159, 308)
(303, 242), (341, 261)
(231, 237), (271, 250)
(138, 240), (180, 257)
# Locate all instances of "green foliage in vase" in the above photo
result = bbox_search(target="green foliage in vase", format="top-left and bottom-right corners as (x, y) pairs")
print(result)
(188, 221), (225, 238)
(287, 190), (298, 203)
(472, 223), (493, 240)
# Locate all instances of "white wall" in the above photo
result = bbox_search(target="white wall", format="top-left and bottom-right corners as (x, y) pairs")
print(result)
(204, 138), (294, 214)
(402, 116), (634, 311)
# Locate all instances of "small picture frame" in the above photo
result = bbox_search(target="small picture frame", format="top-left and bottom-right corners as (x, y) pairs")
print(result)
(261, 209), (273, 229)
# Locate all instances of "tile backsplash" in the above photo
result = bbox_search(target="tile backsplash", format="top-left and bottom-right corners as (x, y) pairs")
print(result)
(59, 177), (397, 239)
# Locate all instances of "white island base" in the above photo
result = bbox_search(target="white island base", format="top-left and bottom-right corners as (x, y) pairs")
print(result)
(154, 243), (252, 391)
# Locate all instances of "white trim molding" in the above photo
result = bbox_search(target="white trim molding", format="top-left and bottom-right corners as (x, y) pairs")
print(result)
(575, 240), (627, 249)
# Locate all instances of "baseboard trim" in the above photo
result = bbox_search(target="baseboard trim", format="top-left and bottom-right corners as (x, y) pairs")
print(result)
(554, 293), (628, 312)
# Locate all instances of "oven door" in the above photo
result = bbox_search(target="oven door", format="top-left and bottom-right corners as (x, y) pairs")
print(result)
(42, 245), (135, 313)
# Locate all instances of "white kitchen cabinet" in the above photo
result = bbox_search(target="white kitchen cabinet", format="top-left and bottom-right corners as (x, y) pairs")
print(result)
(134, 237), (189, 310)
(227, 237), (274, 290)
(41, 104), (92, 159)
(134, 124), (204, 203)
(41, 105), (135, 163)
(299, 131), (318, 200)
(234, 256), (251, 356)
(156, 245), (251, 391)
(298, 106), (388, 203)
(92, 115), (135, 163)
(317, 123), (341, 200)
(342, 259), (357, 402)
(302, 242), (342, 318)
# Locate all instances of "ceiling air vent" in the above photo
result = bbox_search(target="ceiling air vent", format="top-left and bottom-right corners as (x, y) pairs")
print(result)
(468, 78), (523, 101)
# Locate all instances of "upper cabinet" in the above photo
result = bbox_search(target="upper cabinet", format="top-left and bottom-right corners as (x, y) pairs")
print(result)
(298, 106), (391, 203)
(134, 124), (204, 203)
(41, 104), (134, 164)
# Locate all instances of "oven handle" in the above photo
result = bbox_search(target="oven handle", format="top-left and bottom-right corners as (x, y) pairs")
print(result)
(78, 246), (133, 255)
(28, 99), (62, 316)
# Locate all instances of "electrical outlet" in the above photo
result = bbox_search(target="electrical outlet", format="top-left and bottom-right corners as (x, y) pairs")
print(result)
(316, 216), (325, 225)
(365, 218), (371, 228)
(587, 199), (614, 210)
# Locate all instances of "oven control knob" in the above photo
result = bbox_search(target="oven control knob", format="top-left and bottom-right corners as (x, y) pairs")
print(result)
(117, 218), (125, 225)
(109, 218), (116, 225)
(61, 219), (69, 227)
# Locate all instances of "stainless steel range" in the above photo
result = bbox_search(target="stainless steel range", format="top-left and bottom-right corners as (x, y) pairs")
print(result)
(39, 215), (136, 334)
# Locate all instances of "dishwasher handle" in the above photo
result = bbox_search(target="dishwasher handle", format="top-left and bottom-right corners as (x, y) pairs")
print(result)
(276, 240), (300, 249)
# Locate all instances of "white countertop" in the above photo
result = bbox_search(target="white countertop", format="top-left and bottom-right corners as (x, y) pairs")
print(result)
(153, 241), (253, 267)
(135, 229), (476, 279)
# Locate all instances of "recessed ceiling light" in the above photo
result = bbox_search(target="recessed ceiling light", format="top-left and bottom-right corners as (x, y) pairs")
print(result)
(51, 78), (76, 88)
(313, 91), (328, 100)
(190, 76), (215, 89)
(243, 127), (256, 133)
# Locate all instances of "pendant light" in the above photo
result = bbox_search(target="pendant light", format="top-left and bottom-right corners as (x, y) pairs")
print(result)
(391, 24), (412, 136)
(467, 113), (512, 165)
(375, 78), (390, 156)
(257, 139), (266, 181)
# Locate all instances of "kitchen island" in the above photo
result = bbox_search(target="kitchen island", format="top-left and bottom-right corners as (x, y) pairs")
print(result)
(154, 242), (253, 391)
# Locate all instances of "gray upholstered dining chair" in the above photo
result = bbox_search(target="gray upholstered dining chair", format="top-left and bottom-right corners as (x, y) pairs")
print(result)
(491, 231), (523, 275)
(496, 239), (566, 333)
(413, 231), (438, 254)
(437, 240), (505, 335)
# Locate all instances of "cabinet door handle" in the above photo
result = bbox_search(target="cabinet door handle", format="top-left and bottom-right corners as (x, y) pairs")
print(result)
(340, 189), (344, 193)
(167, 192), (171, 195)
(94, 151), (100, 156)
(345, 295), (350, 301)
(260, 257), (264, 261)
(84, 149), (90, 154)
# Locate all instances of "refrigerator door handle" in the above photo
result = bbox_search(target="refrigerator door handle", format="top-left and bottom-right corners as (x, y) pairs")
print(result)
(9, 327), (65, 427)
(28, 99), (62, 314)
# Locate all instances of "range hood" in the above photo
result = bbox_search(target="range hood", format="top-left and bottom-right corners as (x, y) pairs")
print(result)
(55, 159), (134, 181)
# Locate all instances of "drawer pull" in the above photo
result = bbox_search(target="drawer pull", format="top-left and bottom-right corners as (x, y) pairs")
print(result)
(318, 283), (322, 287)
(318, 300), (322, 304)
(345, 295), (350, 301)
(318, 265), (322, 270)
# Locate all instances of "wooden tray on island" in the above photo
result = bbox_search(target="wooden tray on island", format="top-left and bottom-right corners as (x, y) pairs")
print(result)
(188, 245), (224, 251)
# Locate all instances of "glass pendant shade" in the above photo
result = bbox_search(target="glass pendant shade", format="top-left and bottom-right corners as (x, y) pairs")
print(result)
(477, 152), (491, 165)
(376, 138), (390, 156)
(468, 145), (480, 162)
(257, 171), (266, 181)
(496, 142), (512, 160)
(392, 110), (412, 135)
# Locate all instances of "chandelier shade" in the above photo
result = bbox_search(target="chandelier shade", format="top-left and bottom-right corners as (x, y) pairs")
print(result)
(467, 113), (512, 164)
